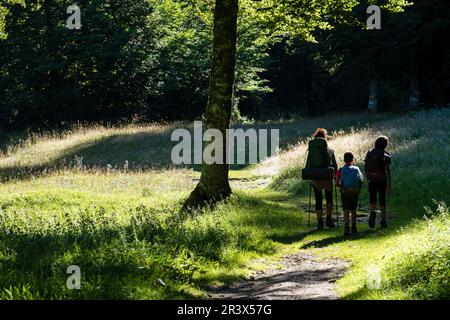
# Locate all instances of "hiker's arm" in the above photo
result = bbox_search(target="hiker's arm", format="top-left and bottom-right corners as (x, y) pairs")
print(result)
(364, 152), (369, 175)
(358, 169), (364, 189)
(384, 152), (392, 193)
(335, 170), (341, 187)
(386, 163), (392, 193)
(331, 151), (338, 172)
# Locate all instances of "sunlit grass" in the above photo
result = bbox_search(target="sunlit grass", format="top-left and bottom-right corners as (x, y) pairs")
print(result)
(0, 109), (448, 299)
(270, 108), (450, 300)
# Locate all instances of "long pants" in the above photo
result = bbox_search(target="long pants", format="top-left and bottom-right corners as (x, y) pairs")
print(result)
(313, 186), (332, 210)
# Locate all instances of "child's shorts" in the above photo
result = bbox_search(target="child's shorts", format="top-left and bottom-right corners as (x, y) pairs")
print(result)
(341, 194), (359, 211)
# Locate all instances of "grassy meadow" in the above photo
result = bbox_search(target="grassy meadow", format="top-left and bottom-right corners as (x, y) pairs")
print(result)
(0, 109), (448, 299)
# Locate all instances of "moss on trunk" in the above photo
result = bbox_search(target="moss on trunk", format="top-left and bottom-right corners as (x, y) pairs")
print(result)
(184, 0), (239, 208)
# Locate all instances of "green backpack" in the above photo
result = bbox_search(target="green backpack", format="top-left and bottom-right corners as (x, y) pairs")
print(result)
(306, 138), (331, 168)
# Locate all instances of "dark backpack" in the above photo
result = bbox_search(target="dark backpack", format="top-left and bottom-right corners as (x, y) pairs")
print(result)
(306, 138), (331, 168)
(364, 148), (385, 180)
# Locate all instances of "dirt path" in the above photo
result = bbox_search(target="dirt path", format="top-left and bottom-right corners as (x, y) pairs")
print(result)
(207, 177), (349, 300)
(209, 253), (348, 300)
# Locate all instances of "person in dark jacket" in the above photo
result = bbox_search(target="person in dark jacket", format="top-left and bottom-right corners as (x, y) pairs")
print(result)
(364, 135), (392, 229)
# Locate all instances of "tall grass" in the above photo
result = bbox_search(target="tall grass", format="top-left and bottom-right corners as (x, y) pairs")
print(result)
(270, 108), (450, 299)
(380, 202), (450, 299)
(0, 109), (448, 299)
(270, 108), (450, 213)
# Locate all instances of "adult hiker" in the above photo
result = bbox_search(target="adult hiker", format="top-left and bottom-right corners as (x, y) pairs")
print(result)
(304, 128), (338, 230)
(335, 152), (364, 236)
(364, 135), (392, 229)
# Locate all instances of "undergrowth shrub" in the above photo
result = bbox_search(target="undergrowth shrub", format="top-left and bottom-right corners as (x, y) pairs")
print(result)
(381, 202), (450, 299)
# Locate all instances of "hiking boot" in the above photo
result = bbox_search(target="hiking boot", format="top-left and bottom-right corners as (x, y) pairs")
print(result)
(344, 224), (350, 236)
(317, 219), (324, 231)
(368, 211), (376, 229)
(351, 225), (358, 235)
(326, 216), (335, 228)
(380, 219), (388, 229)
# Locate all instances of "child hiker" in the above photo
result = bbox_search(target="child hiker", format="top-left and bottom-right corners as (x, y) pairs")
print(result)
(335, 152), (364, 236)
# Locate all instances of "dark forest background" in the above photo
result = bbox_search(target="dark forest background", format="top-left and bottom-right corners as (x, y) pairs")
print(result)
(0, 0), (449, 130)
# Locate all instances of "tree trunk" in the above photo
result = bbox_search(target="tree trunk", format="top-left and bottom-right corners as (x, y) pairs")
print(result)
(409, 77), (419, 109)
(409, 75), (420, 110)
(368, 50), (381, 113)
(184, 0), (238, 208)
(368, 78), (378, 112)
(304, 55), (315, 116)
(409, 48), (419, 110)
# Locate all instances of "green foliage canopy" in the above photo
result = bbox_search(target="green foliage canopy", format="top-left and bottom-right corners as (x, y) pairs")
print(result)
(0, 0), (24, 39)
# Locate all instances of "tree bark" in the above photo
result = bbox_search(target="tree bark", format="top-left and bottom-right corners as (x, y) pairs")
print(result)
(368, 50), (381, 113)
(304, 55), (315, 116)
(407, 47), (419, 110)
(368, 78), (378, 112)
(184, 0), (239, 208)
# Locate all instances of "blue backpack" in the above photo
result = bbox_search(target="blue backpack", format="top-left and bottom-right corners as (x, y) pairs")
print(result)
(340, 166), (362, 195)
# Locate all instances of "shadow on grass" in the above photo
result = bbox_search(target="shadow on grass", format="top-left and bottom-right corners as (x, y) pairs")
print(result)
(0, 128), (176, 182)
(0, 200), (215, 299)
(0, 191), (312, 299)
(300, 229), (376, 249)
(0, 113), (393, 183)
(0, 187), (400, 299)
(0, 229), (202, 299)
(229, 193), (307, 237)
(269, 229), (317, 245)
